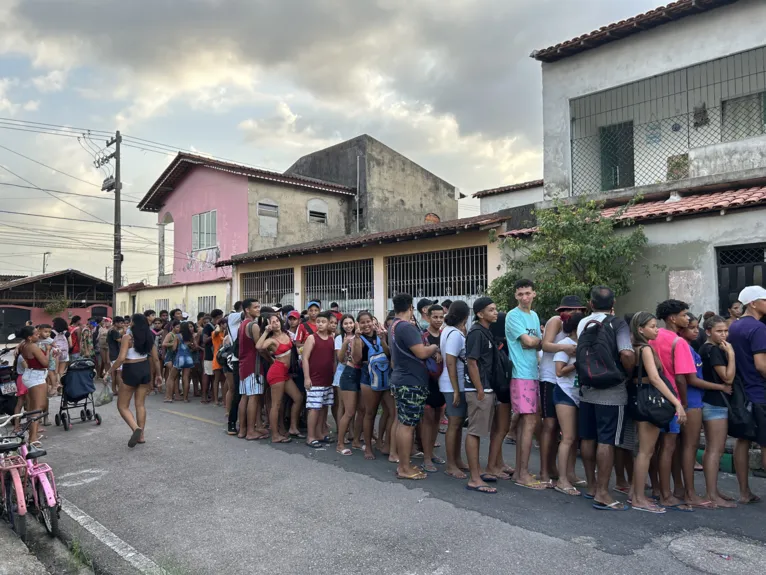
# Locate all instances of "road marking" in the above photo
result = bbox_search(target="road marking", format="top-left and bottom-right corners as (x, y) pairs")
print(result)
(58, 469), (108, 488)
(61, 499), (165, 574)
(160, 409), (219, 426)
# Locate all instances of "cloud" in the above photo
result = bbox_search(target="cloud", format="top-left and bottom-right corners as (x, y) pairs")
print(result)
(31, 69), (66, 92)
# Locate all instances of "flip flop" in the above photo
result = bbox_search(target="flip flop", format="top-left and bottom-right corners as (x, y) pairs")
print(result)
(687, 500), (717, 509)
(465, 484), (497, 494)
(444, 470), (468, 480)
(554, 486), (581, 497)
(396, 471), (427, 480)
(420, 464), (438, 473)
(738, 494), (761, 504)
(128, 428), (142, 448)
(592, 501), (629, 511)
(290, 432), (307, 439)
(411, 451), (424, 459)
(631, 504), (666, 514)
(306, 440), (323, 448)
(665, 504), (694, 513)
(574, 480), (588, 486)
(430, 456), (446, 465)
(480, 473), (497, 483)
(336, 448), (352, 456)
(320, 436), (332, 443)
(272, 438), (292, 444)
(504, 437), (516, 445)
(514, 480), (547, 490)
(612, 486), (631, 496)
(494, 472), (512, 481)
(583, 493), (595, 500)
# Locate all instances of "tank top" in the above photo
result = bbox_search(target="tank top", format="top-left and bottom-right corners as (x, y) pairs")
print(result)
(539, 319), (566, 382)
(69, 326), (80, 354)
(22, 344), (46, 370)
(273, 338), (292, 358)
(238, 319), (257, 379)
(308, 333), (335, 387)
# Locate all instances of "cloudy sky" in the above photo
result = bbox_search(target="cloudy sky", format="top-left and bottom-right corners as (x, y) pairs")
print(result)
(0, 0), (657, 284)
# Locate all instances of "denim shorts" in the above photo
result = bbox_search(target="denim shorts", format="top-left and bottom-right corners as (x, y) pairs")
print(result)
(339, 366), (360, 392)
(663, 413), (681, 434)
(702, 402), (728, 421)
(442, 391), (467, 418)
(553, 384), (577, 408)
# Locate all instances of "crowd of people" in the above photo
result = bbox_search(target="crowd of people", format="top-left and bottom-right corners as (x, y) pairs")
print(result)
(11, 282), (766, 512)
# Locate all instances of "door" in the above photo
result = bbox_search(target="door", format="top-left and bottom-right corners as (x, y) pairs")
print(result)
(600, 122), (635, 191)
(717, 244), (766, 315)
(0, 307), (31, 341)
(91, 306), (108, 318)
(130, 296), (137, 315)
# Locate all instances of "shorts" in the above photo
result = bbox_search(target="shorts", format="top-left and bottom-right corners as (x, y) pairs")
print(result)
(203, 360), (214, 376)
(686, 386), (704, 410)
(306, 386), (334, 410)
(339, 366), (361, 392)
(510, 378), (539, 415)
(164, 351), (175, 366)
(752, 403), (766, 446)
(540, 380), (557, 419)
(267, 361), (290, 386)
(495, 386), (511, 405)
(174, 352), (194, 370)
(122, 361), (151, 388)
(391, 384), (428, 427)
(21, 369), (46, 390)
(553, 385), (577, 408)
(442, 391), (467, 418)
(465, 391), (495, 438)
(425, 377), (446, 409)
(702, 402), (728, 421)
(579, 401), (626, 446)
(332, 364), (344, 388)
(663, 414), (681, 435)
(16, 375), (27, 396)
(239, 373), (264, 396)
(57, 349), (69, 363)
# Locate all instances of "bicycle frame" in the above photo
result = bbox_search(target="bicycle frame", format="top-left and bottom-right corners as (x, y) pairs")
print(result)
(0, 451), (27, 517)
(19, 443), (57, 509)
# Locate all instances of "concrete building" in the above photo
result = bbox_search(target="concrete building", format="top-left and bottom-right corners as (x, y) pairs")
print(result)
(473, 180), (544, 214)
(115, 278), (230, 319)
(528, 0), (766, 315)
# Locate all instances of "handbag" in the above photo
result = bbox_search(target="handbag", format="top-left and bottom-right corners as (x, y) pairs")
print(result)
(630, 345), (676, 428)
(720, 376), (757, 441)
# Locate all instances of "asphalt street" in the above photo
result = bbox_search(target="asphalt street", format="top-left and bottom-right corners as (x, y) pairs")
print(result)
(36, 390), (766, 575)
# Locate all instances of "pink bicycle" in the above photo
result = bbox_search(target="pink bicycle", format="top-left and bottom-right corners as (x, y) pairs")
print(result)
(0, 409), (59, 541)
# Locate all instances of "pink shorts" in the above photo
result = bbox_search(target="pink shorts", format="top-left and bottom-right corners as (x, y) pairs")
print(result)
(16, 375), (28, 396)
(511, 378), (539, 414)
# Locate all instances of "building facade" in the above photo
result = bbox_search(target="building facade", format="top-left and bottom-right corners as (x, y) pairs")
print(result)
(474, 180), (544, 214)
(115, 278), (230, 319)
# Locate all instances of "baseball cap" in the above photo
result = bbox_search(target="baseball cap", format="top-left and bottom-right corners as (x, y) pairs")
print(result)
(417, 298), (438, 312)
(473, 296), (494, 316)
(181, 312), (189, 320)
(287, 310), (300, 319)
(556, 295), (586, 311)
(738, 285), (766, 306)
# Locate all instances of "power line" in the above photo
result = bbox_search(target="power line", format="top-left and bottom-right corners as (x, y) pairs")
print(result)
(0, 117), (112, 137)
(0, 208), (157, 230)
(0, 143), (101, 188)
(0, 182), (140, 203)
(0, 124), (83, 140)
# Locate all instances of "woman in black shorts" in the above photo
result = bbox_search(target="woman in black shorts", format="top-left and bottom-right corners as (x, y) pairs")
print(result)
(112, 314), (163, 448)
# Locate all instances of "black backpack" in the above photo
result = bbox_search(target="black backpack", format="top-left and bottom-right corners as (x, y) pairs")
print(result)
(462, 325), (512, 395)
(576, 316), (624, 389)
(722, 376), (757, 441)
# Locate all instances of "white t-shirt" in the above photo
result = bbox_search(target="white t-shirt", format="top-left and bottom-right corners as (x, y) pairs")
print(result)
(553, 336), (579, 405)
(438, 326), (466, 393)
(539, 317), (566, 383)
(334, 334), (343, 351)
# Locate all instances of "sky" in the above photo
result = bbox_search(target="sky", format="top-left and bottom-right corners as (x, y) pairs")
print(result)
(0, 0), (658, 285)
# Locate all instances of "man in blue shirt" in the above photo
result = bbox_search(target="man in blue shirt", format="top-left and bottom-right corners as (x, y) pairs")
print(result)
(505, 279), (543, 489)
(728, 285), (766, 504)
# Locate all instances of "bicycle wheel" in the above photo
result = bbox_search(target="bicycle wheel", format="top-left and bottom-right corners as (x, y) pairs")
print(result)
(5, 474), (26, 542)
(37, 481), (58, 537)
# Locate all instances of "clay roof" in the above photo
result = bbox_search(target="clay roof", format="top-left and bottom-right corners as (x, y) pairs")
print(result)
(217, 212), (510, 266)
(138, 152), (355, 213)
(0, 269), (112, 291)
(116, 277), (231, 292)
(501, 186), (766, 237)
(531, 0), (736, 63)
(473, 179), (544, 199)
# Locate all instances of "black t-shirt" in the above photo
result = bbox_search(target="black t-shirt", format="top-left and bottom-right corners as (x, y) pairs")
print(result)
(464, 323), (494, 392)
(699, 342), (728, 407)
(358, 334), (379, 363)
(426, 332), (440, 347)
(107, 329), (122, 361)
(203, 323), (215, 361)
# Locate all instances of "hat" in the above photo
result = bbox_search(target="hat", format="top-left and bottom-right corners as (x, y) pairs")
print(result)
(287, 310), (300, 319)
(738, 285), (766, 306)
(181, 312), (189, 320)
(556, 295), (586, 311)
(473, 296), (494, 316)
(307, 301), (321, 310)
(417, 298), (438, 312)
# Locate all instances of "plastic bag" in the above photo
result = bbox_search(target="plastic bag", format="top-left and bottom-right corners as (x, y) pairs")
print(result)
(95, 383), (113, 406)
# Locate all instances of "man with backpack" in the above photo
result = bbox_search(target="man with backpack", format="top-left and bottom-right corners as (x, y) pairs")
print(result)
(576, 286), (635, 510)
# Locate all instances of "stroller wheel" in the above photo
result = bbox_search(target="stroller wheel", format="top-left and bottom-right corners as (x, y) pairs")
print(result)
(80, 410), (86, 422)
(62, 414), (70, 431)
(94, 413), (102, 425)
(54, 414), (61, 427)
(86, 409), (93, 421)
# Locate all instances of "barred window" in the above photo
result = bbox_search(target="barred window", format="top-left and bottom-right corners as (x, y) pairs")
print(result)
(198, 296), (216, 313)
(722, 92), (766, 142)
(155, 299), (169, 313)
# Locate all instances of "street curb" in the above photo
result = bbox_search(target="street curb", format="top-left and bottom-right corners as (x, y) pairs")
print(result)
(0, 521), (49, 575)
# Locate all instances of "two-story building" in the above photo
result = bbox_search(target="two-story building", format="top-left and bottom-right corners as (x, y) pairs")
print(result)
(523, 0), (766, 316)
(474, 180), (544, 214)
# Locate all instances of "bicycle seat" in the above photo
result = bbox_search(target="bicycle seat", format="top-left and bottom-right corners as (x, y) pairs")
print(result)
(25, 446), (46, 460)
(0, 438), (22, 453)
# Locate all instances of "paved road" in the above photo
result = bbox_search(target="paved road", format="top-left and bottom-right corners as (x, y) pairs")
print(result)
(38, 392), (766, 575)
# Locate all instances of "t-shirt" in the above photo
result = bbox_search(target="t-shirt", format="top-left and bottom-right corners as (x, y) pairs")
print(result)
(728, 316), (766, 404)
(211, 331), (225, 370)
(539, 316), (566, 383)
(505, 307), (540, 380)
(649, 328), (696, 397)
(553, 336), (579, 405)
(438, 326), (466, 393)
(699, 342), (729, 408)
(686, 346), (704, 408)
(203, 323), (215, 361)
(295, 322), (317, 344)
(389, 319), (428, 387)
(464, 323), (494, 392)
(107, 329), (122, 361)
(576, 312), (633, 406)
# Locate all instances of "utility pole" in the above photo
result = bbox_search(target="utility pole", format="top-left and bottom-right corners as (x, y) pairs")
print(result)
(104, 131), (122, 314)
(42, 251), (51, 274)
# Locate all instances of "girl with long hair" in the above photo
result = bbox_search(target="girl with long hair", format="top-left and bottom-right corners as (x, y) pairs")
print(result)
(174, 322), (196, 402)
(17, 326), (52, 444)
(629, 312), (686, 513)
(112, 314), (162, 447)
(333, 315), (355, 437)
(356, 311), (392, 461)
(162, 321), (181, 402)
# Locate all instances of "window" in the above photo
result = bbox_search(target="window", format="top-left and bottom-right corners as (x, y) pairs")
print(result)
(119, 301), (126, 315)
(309, 210), (327, 224)
(155, 299), (169, 313)
(257, 199), (279, 238)
(192, 210), (217, 251)
(722, 92), (766, 142)
(198, 296), (216, 313)
(307, 198), (328, 225)
(257, 202), (279, 218)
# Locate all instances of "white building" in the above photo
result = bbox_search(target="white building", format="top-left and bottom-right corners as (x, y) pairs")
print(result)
(474, 180), (544, 214)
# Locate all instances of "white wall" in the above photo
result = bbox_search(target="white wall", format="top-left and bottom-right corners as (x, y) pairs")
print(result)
(542, 0), (766, 199)
(479, 185), (544, 214)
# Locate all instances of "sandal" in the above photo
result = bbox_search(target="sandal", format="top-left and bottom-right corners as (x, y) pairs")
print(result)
(396, 471), (427, 480)
(430, 456), (446, 465)
(336, 448), (353, 456)
(420, 464), (438, 473)
(466, 484), (497, 494)
(514, 480), (547, 490)
(592, 501), (629, 511)
(631, 503), (666, 514)
(554, 485), (581, 497)
(306, 440), (323, 448)
(444, 470), (468, 480)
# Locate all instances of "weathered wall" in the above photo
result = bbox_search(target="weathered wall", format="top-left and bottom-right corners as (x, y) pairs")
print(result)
(159, 166), (248, 283)
(246, 179), (350, 253)
(690, 134), (766, 178)
(116, 281), (230, 319)
(541, 0), (766, 199)
(480, 186), (544, 214)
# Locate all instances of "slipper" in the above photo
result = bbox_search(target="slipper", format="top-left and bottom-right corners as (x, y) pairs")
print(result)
(444, 470), (468, 480)
(514, 480), (547, 491)
(694, 462), (704, 471)
(163, 399), (173, 403)
(574, 480), (588, 486)
(465, 484), (497, 494)
(738, 494), (761, 504)
(554, 486), (581, 497)
(480, 473), (497, 483)
(631, 504), (666, 514)
(128, 428), (143, 448)
(320, 436), (332, 443)
(592, 501), (629, 511)
(612, 486), (631, 496)
(494, 472), (512, 481)
(290, 432), (307, 439)
(411, 451), (424, 459)
(420, 464), (438, 473)
(272, 438), (292, 444)
(687, 500), (717, 509)
(540, 479), (555, 489)
(583, 493), (595, 500)
(504, 437), (516, 445)
(337, 448), (353, 456)
(306, 440), (323, 448)
(430, 456), (446, 465)
(396, 471), (427, 480)
(665, 504), (694, 513)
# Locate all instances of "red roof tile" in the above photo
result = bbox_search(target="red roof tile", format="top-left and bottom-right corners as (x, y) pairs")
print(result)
(501, 186), (766, 237)
(473, 180), (544, 199)
(531, 0), (735, 63)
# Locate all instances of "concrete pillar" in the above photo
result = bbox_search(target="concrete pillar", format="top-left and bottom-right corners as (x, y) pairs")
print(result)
(486, 240), (504, 286)
(373, 254), (386, 320)
(293, 265), (303, 311)
(230, 264), (239, 310)
(157, 222), (165, 281)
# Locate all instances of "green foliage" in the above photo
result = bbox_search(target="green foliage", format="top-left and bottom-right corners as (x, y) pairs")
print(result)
(43, 295), (70, 317)
(491, 197), (656, 319)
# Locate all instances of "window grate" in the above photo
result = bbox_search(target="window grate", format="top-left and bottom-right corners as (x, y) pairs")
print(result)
(304, 260), (373, 318)
(257, 202), (279, 218)
(717, 245), (766, 266)
(241, 268), (294, 309)
(197, 296), (217, 314)
(308, 210), (327, 224)
(155, 299), (169, 313)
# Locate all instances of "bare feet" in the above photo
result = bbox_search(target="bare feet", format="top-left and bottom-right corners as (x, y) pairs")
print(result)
(708, 494), (736, 508)
(444, 468), (467, 479)
(364, 448), (375, 460)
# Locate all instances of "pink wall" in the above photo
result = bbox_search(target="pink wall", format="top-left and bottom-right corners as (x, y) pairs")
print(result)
(0, 305), (113, 327)
(159, 167), (249, 284)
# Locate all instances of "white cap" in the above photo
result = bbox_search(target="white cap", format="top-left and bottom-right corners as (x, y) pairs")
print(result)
(738, 285), (766, 306)
(181, 312), (190, 320)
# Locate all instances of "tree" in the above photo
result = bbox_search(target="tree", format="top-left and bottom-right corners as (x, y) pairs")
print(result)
(488, 197), (655, 319)
(43, 296), (70, 317)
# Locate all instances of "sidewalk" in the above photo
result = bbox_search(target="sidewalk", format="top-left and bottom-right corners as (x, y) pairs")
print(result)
(0, 523), (48, 575)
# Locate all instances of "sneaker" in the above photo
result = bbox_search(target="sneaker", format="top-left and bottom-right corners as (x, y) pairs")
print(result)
(227, 422), (237, 436)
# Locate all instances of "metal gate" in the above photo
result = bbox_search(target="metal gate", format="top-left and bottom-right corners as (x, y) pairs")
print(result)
(387, 246), (487, 310)
(241, 268), (294, 309)
(0, 307), (30, 341)
(304, 260), (373, 318)
(717, 244), (766, 315)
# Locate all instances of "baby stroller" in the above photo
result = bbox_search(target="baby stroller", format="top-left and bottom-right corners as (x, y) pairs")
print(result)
(56, 358), (102, 431)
